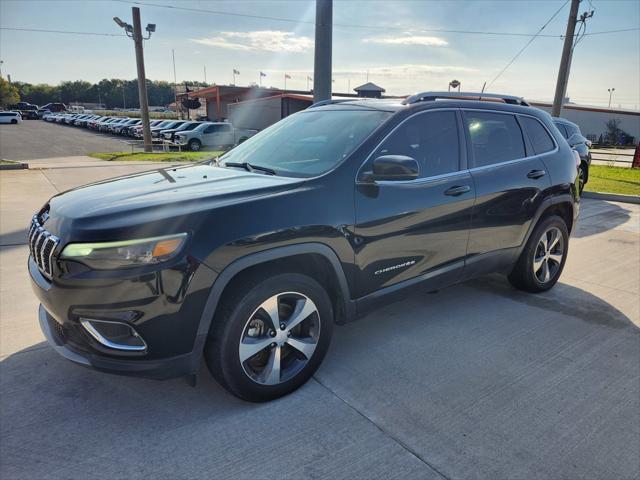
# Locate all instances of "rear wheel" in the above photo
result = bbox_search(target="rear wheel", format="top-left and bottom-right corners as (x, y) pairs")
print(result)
(578, 164), (587, 195)
(508, 215), (569, 293)
(188, 139), (201, 151)
(205, 272), (333, 402)
(10, 119), (17, 124)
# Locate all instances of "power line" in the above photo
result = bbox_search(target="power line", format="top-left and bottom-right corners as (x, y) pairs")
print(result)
(487, 0), (569, 87)
(113, 0), (566, 38)
(0, 27), (125, 37)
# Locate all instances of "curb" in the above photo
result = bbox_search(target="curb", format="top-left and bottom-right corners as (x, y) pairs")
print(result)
(0, 160), (28, 170)
(582, 191), (640, 204)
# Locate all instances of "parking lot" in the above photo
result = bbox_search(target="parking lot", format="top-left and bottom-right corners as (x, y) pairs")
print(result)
(0, 120), (125, 161)
(0, 149), (638, 479)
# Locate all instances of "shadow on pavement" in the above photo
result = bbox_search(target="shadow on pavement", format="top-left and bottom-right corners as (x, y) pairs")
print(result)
(1, 275), (638, 479)
(573, 199), (633, 238)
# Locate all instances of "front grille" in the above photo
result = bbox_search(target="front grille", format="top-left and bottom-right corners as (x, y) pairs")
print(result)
(48, 315), (65, 341)
(28, 215), (60, 279)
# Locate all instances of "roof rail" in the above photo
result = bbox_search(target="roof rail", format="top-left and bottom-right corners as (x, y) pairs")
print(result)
(402, 91), (530, 106)
(309, 98), (366, 108)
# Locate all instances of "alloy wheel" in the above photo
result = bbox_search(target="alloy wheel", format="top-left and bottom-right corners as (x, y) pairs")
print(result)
(533, 226), (565, 284)
(239, 292), (320, 385)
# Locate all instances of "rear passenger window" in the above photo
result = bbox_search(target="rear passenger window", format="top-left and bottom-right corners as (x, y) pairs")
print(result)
(464, 112), (525, 167)
(373, 111), (460, 178)
(520, 116), (555, 155)
(556, 123), (569, 139)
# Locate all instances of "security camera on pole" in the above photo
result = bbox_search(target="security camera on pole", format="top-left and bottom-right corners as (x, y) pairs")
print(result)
(113, 8), (155, 152)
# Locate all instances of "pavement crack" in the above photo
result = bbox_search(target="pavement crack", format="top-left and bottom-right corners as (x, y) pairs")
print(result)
(39, 169), (60, 193)
(312, 375), (451, 480)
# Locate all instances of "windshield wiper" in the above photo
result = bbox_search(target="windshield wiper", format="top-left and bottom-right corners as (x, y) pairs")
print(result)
(224, 162), (276, 176)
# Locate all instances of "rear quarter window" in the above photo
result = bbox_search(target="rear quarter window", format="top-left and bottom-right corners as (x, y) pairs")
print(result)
(464, 111), (526, 167)
(520, 116), (556, 155)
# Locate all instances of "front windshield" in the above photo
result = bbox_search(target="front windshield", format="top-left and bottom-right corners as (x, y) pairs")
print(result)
(219, 109), (390, 177)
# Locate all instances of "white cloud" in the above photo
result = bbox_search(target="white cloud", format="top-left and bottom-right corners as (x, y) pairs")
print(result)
(363, 35), (448, 47)
(191, 31), (313, 53)
(332, 64), (475, 77)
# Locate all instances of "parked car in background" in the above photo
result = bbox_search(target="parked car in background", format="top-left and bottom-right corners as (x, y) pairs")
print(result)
(161, 121), (201, 142)
(173, 122), (258, 151)
(151, 120), (187, 138)
(131, 119), (165, 138)
(37, 109), (52, 119)
(41, 103), (67, 113)
(553, 118), (591, 194)
(114, 118), (141, 135)
(0, 111), (23, 124)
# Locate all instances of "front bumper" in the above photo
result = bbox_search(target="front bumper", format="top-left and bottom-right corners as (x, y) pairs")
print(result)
(30, 253), (217, 380)
(38, 305), (195, 379)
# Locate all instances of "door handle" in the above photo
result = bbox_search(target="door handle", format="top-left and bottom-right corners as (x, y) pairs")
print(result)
(527, 170), (546, 179)
(444, 185), (471, 196)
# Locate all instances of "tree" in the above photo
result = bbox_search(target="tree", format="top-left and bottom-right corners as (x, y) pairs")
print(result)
(605, 119), (622, 145)
(0, 78), (20, 107)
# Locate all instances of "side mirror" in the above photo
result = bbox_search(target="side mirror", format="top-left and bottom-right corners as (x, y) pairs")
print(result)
(567, 133), (584, 147)
(369, 155), (420, 181)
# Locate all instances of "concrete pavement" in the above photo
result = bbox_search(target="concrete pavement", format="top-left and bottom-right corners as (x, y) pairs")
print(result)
(1, 164), (639, 479)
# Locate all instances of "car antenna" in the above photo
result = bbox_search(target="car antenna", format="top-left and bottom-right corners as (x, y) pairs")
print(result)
(479, 82), (486, 101)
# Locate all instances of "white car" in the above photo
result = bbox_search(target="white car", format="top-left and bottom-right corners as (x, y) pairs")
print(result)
(0, 111), (23, 124)
(173, 122), (257, 151)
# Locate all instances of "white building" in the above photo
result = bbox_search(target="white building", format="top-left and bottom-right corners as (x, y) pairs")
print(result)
(531, 101), (640, 144)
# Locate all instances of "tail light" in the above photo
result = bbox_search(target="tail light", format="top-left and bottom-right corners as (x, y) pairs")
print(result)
(572, 150), (581, 167)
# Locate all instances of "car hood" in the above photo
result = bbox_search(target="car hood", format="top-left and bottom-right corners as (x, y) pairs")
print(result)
(44, 164), (305, 239)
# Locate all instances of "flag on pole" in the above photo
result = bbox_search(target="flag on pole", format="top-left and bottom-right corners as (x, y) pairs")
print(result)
(307, 76), (312, 81)
(260, 72), (267, 77)
(285, 74), (292, 79)
(233, 69), (240, 75)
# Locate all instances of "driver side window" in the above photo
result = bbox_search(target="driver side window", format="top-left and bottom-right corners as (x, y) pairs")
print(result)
(372, 111), (460, 178)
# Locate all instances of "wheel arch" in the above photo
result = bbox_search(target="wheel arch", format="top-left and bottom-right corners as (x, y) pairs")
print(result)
(189, 243), (354, 374)
(522, 195), (576, 252)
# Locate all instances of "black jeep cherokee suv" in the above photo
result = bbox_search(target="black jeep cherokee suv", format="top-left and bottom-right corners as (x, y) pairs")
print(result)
(29, 92), (579, 401)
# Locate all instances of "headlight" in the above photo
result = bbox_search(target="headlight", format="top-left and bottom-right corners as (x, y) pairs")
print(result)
(60, 233), (187, 270)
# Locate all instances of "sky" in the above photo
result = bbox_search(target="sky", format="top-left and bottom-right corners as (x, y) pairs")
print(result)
(1, 0), (639, 109)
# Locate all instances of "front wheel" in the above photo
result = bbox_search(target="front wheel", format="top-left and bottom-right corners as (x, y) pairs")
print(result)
(205, 272), (333, 402)
(10, 119), (17, 124)
(508, 215), (569, 293)
(188, 139), (201, 151)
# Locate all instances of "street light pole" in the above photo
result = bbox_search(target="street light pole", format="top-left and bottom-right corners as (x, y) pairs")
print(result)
(608, 88), (615, 108)
(131, 8), (152, 152)
(114, 9), (155, 152)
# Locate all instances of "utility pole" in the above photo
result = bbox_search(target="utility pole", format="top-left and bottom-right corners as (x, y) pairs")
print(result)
(114, 9), (155, 152)
(131, 8), (152, 151)
(313, 0), (332, 103)
(551, 0), (581, 117)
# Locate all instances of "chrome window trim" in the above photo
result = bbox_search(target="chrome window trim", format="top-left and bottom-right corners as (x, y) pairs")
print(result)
(356, 107), (463, 183)
(461, 108), (559, 172)
(373, 169), (471, 187)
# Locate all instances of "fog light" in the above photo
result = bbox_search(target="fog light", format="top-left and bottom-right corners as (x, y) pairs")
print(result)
(80, 319), (147, 352)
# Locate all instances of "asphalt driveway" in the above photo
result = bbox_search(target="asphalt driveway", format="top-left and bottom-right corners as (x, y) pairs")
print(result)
(0, 120), (125, 160)
(1, 165), (638, 479)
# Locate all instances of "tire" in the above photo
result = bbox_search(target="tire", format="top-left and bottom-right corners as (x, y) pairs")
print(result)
(508, 215), (569, 293)
(578, 164), (587, 195)
(188, 139), (201, 151)
(205, 272), (334, 402)
(10, 119), (17, 124)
